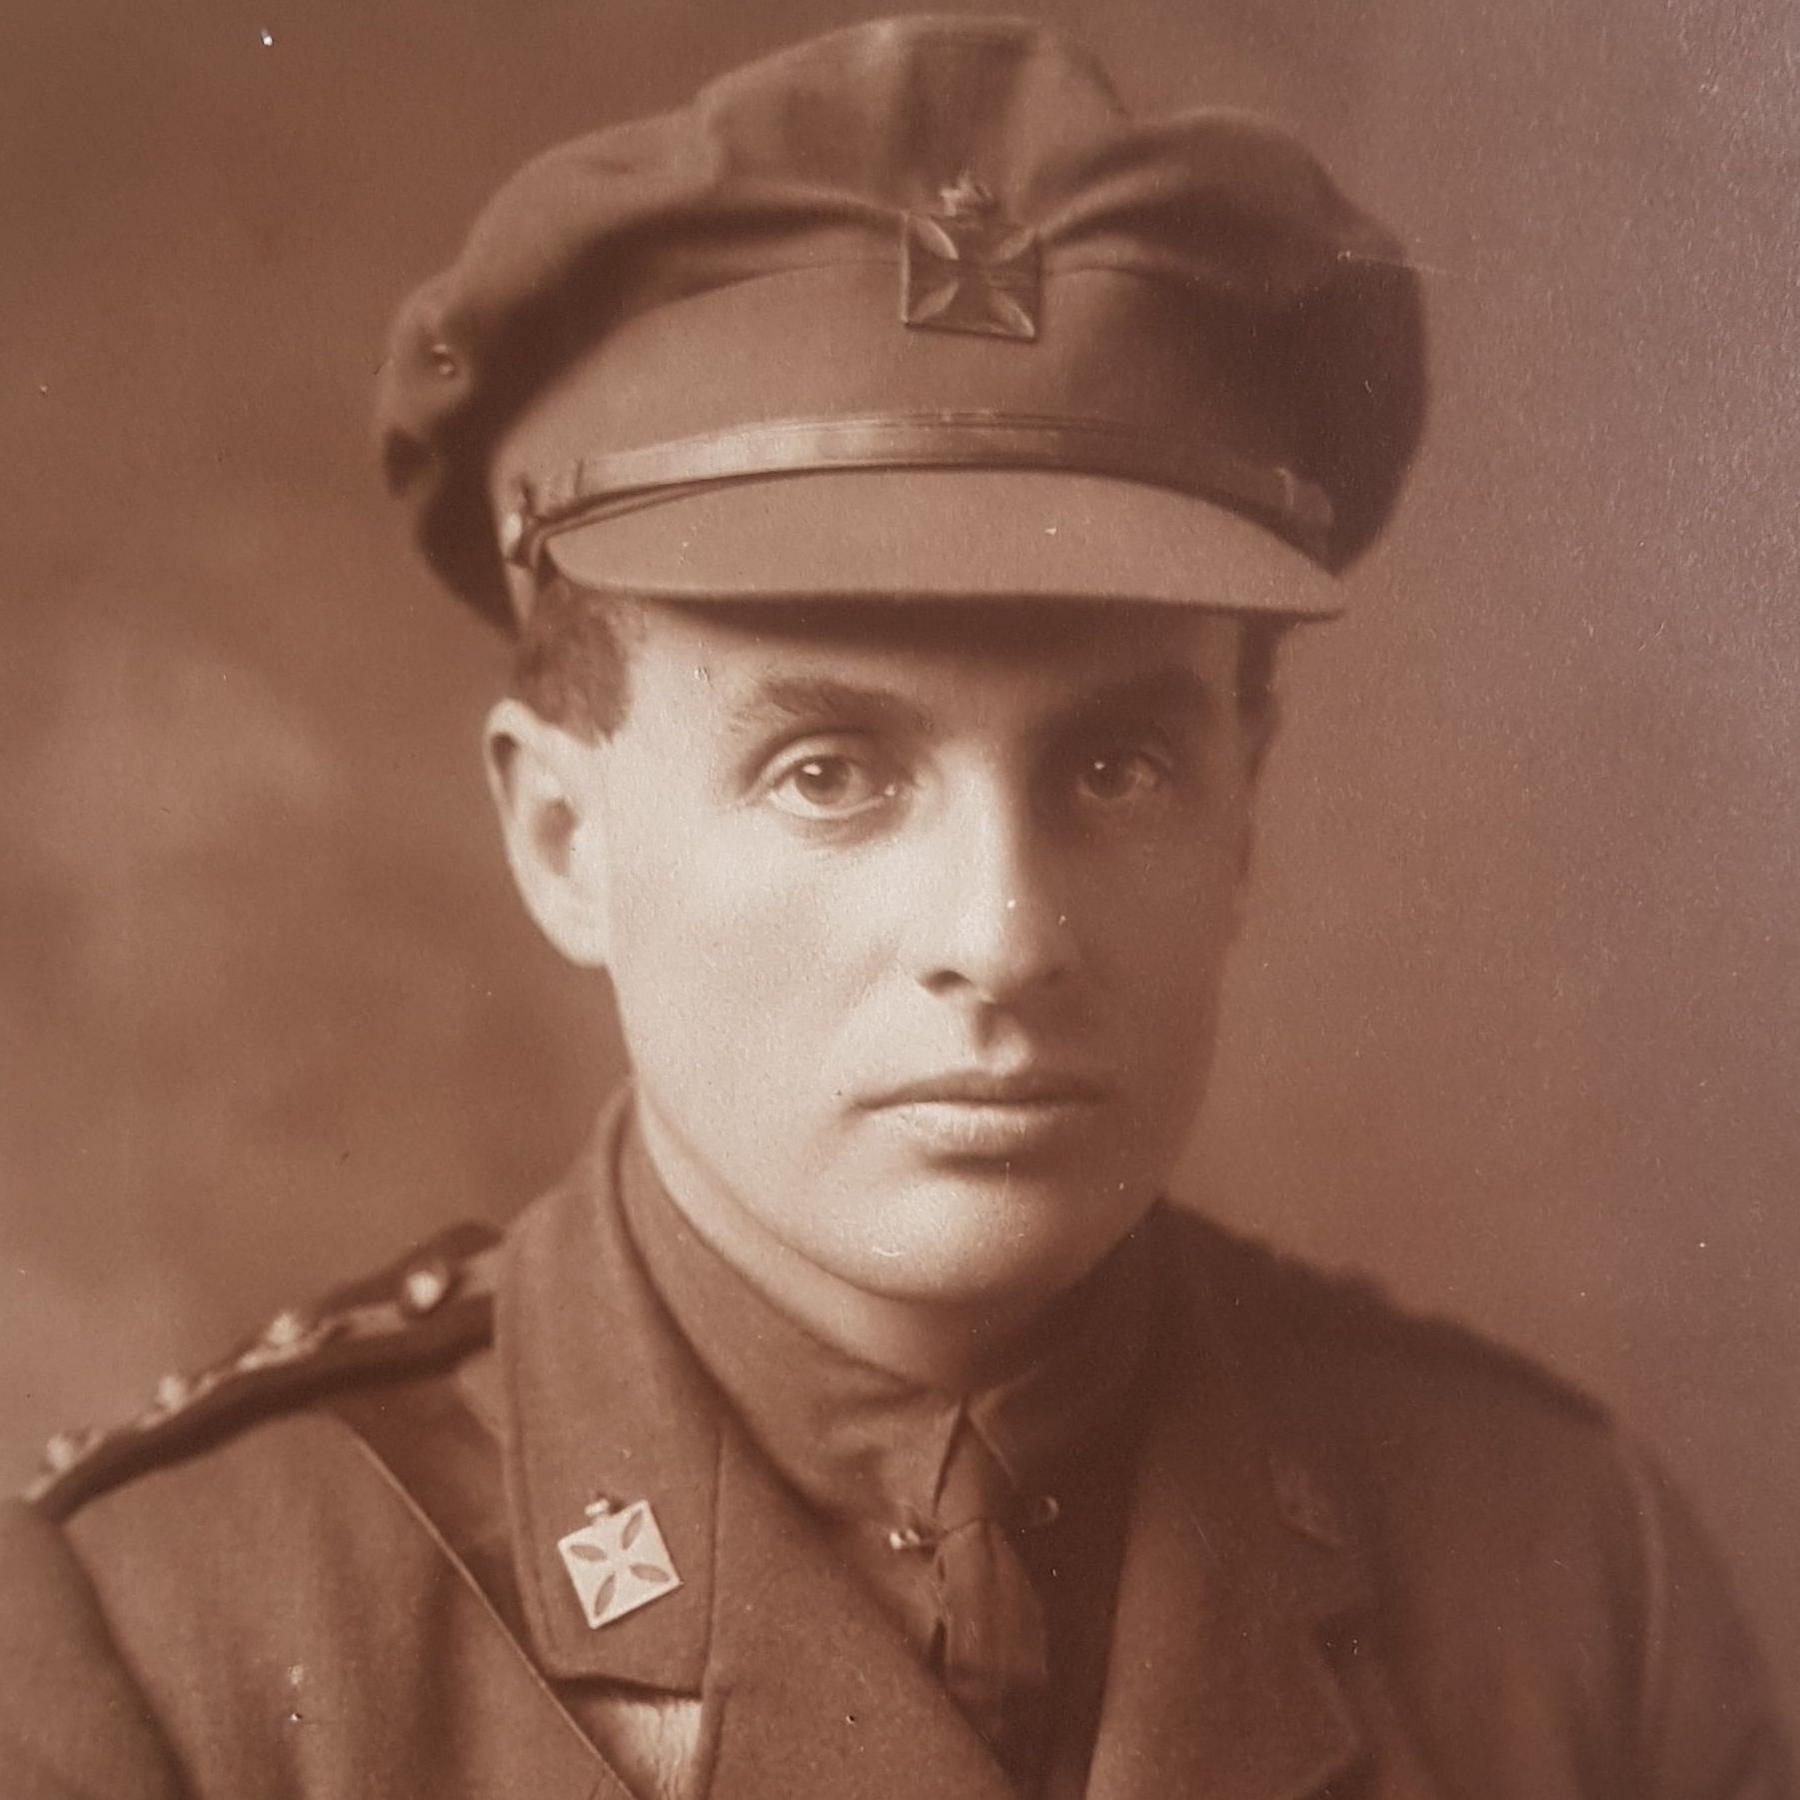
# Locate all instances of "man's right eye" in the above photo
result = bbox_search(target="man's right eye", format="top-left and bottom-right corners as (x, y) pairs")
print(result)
(765, 750), (899, 820)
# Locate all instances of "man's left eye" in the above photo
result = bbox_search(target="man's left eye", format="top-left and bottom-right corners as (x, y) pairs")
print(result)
(1072, 749), (1171, 807)
(767, 752), (896, 819)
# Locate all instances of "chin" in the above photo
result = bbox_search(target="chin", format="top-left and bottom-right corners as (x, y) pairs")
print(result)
(824, 1166), (1152, 1311)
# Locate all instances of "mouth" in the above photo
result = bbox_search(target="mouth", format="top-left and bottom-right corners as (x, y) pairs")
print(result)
(865, 1069), (1112, 1108)
(858, 1069), (1113, 1159)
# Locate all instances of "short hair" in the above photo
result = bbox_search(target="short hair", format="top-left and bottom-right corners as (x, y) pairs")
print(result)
(510, 573), (1290, 742)
(508, 572), (640, 740)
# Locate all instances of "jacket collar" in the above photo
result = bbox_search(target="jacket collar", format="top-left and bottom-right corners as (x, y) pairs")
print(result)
(496, 1093), (719, 1691)
(494, 1092), (1021, 1797)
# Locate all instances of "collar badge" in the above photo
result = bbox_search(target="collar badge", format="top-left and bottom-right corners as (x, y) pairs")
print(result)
(901, 171), (1041, 341)
(557, 1497), (682, 1630)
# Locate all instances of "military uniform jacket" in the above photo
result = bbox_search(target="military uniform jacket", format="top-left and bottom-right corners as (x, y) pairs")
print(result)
(2, 1103), (1789, 1800)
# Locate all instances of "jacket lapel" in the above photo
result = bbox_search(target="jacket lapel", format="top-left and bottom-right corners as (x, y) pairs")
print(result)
(1085, 1220), (1373, 1800)
(496, 1103), (719, 1698)
(699, 1419), (1020, 1800)
(333, 1412), (645, 1800)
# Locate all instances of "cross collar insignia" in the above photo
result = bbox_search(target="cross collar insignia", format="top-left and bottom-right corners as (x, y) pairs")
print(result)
(557, 1496), (683, 1630)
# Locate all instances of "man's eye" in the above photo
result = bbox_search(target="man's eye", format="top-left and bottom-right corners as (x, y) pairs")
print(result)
(1072, 748), (1171, 808)
(767, 752), (896, 819)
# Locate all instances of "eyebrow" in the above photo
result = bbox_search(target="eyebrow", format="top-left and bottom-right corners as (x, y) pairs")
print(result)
(1057, 664), (1223, 730)
(725, 675), (935, 742)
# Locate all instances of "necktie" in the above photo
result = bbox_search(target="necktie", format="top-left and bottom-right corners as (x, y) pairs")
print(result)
(926, 1413), (1051, 1789)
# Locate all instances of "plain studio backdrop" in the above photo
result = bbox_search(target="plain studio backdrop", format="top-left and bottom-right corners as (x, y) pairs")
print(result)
(2, 0), (1796, 1728)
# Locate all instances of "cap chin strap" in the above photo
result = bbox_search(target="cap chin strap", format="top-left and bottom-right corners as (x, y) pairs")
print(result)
(497, 409), (1334, 577)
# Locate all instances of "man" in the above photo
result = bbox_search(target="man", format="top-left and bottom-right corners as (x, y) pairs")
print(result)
(0, 15), (1786, 1799)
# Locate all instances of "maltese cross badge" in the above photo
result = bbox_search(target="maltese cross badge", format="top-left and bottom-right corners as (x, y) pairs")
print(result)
(901, 171), (1040, 341)
(557, 1498), (682, 1630)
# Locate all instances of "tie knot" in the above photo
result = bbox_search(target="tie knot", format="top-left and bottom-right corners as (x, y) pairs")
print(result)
(935, 1416), (1018, 1528)
(913, 1416), (1061, 1539)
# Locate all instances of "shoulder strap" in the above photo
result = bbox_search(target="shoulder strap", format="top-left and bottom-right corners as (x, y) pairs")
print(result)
(27, 1222), (502, 1523)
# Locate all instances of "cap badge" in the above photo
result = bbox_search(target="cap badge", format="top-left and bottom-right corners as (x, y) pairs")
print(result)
(901, 171), (1040, 342)
(557, 1497), (682, 1630)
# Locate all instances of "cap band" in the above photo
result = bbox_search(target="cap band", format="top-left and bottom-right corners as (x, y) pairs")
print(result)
(500, 409), (1334, 575)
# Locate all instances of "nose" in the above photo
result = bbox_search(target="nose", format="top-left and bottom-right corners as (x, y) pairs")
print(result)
(905, 772), (1078, 1007)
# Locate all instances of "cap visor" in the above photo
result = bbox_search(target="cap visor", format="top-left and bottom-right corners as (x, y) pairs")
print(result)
(542, 467), (1340, 617)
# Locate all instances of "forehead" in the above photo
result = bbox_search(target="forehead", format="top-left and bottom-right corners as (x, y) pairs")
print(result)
(620, 599), (1245, 727)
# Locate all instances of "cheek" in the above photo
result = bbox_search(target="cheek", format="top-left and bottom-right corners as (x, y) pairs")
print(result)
(603, 798), (891, 1078)
(1079, 828), (1245, 1077)
(1087, 817), (1245, 975)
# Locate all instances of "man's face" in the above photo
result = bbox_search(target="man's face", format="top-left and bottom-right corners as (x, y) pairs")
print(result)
(518, 598), (1263, 1315)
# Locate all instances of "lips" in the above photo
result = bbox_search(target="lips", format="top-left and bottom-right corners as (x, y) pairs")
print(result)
(858, 1067), (1113, 1160)
(862, 1068), (1113, 1109)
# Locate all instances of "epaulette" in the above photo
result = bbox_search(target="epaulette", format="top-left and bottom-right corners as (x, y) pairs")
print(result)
(1337, 1286), (1611, 1427)
(24, 1221), (503, 1524)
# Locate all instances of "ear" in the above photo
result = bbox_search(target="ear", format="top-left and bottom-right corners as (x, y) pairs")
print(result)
(482, 698), (613, 968)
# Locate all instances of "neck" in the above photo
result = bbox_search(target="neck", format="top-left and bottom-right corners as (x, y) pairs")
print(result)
(632, 1102), (1055, 1391)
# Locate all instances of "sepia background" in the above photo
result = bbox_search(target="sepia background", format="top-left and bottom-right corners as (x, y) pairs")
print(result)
(3, 0), (1796, 1724)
